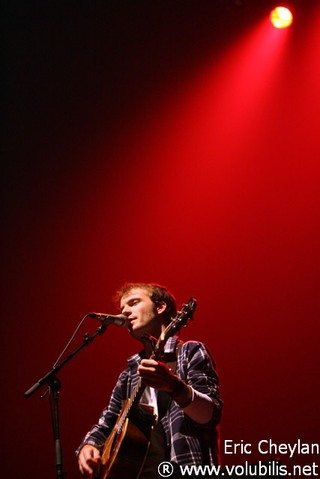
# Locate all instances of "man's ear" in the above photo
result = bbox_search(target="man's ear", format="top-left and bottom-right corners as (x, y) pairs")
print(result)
(156, 301), (167, 315)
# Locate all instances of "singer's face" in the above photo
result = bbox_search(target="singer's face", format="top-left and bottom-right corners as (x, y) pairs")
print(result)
(120, 288), (165, 340)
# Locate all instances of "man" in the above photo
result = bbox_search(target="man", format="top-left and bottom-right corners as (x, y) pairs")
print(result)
(77, 282), (223, 478)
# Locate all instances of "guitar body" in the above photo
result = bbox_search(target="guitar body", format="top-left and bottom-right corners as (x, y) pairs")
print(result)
(99, 404), (156, 479)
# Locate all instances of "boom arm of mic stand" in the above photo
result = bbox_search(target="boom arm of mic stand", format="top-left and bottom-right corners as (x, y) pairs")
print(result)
(24, 321), (108, 398)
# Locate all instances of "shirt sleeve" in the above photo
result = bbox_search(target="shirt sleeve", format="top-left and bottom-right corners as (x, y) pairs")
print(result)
(181, 388), (215, 424)
(177, 341), (223, 425)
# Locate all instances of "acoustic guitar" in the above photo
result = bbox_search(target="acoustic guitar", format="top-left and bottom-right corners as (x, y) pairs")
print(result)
(98, 297), (197, 479)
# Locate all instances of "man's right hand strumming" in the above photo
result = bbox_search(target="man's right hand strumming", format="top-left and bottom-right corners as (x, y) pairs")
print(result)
(78, 444), (101, 478)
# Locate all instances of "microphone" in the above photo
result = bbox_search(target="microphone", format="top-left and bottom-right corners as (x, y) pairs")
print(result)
(87, 312), (128, 327)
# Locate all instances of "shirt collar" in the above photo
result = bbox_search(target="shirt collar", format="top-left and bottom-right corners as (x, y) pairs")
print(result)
(127, 336), (179, 369)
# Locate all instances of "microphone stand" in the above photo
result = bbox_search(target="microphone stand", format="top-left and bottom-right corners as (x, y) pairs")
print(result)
(24, 318), (112, 479)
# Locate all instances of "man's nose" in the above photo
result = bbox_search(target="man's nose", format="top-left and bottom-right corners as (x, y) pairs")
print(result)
(122, 304), (131, 315)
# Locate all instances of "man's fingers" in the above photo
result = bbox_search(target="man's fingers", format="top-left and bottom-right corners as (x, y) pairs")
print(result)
(78, 445), (101, 478)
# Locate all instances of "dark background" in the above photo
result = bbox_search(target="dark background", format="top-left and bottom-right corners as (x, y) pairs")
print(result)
(2, 1), (319, 478)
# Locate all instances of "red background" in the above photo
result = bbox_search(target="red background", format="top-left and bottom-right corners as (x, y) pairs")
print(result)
(2, 1), (319, 477)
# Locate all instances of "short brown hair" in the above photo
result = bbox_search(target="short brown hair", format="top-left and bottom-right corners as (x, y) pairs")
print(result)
(115, 282), (177, 324)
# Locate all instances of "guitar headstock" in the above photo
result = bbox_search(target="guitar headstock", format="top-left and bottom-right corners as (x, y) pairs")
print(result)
(168, 297), (197, 335)
(152, 297), (197, 358)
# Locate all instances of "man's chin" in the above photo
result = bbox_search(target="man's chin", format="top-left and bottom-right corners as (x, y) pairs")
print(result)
(129, 326), (144, 340)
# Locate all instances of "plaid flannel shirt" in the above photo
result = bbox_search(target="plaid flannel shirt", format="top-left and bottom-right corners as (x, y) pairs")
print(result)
(77, 336), (223, 467)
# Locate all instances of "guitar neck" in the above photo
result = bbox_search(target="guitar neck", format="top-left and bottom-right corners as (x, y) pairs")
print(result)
(132, 380), (147, 409)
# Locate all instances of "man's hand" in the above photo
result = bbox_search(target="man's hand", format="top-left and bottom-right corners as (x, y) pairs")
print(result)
(137, 359), (178, 392)
(138, 359), (193, 407)
(78, 444), (101, 478)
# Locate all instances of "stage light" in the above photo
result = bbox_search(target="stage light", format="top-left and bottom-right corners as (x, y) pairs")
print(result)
(270, 6), (293, 29)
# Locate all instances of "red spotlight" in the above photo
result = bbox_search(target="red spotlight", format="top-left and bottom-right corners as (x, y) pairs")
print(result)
(270, 6), (293, 29)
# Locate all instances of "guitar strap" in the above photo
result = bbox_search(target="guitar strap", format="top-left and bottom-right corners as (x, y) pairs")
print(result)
(157, 340), (184, 419)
